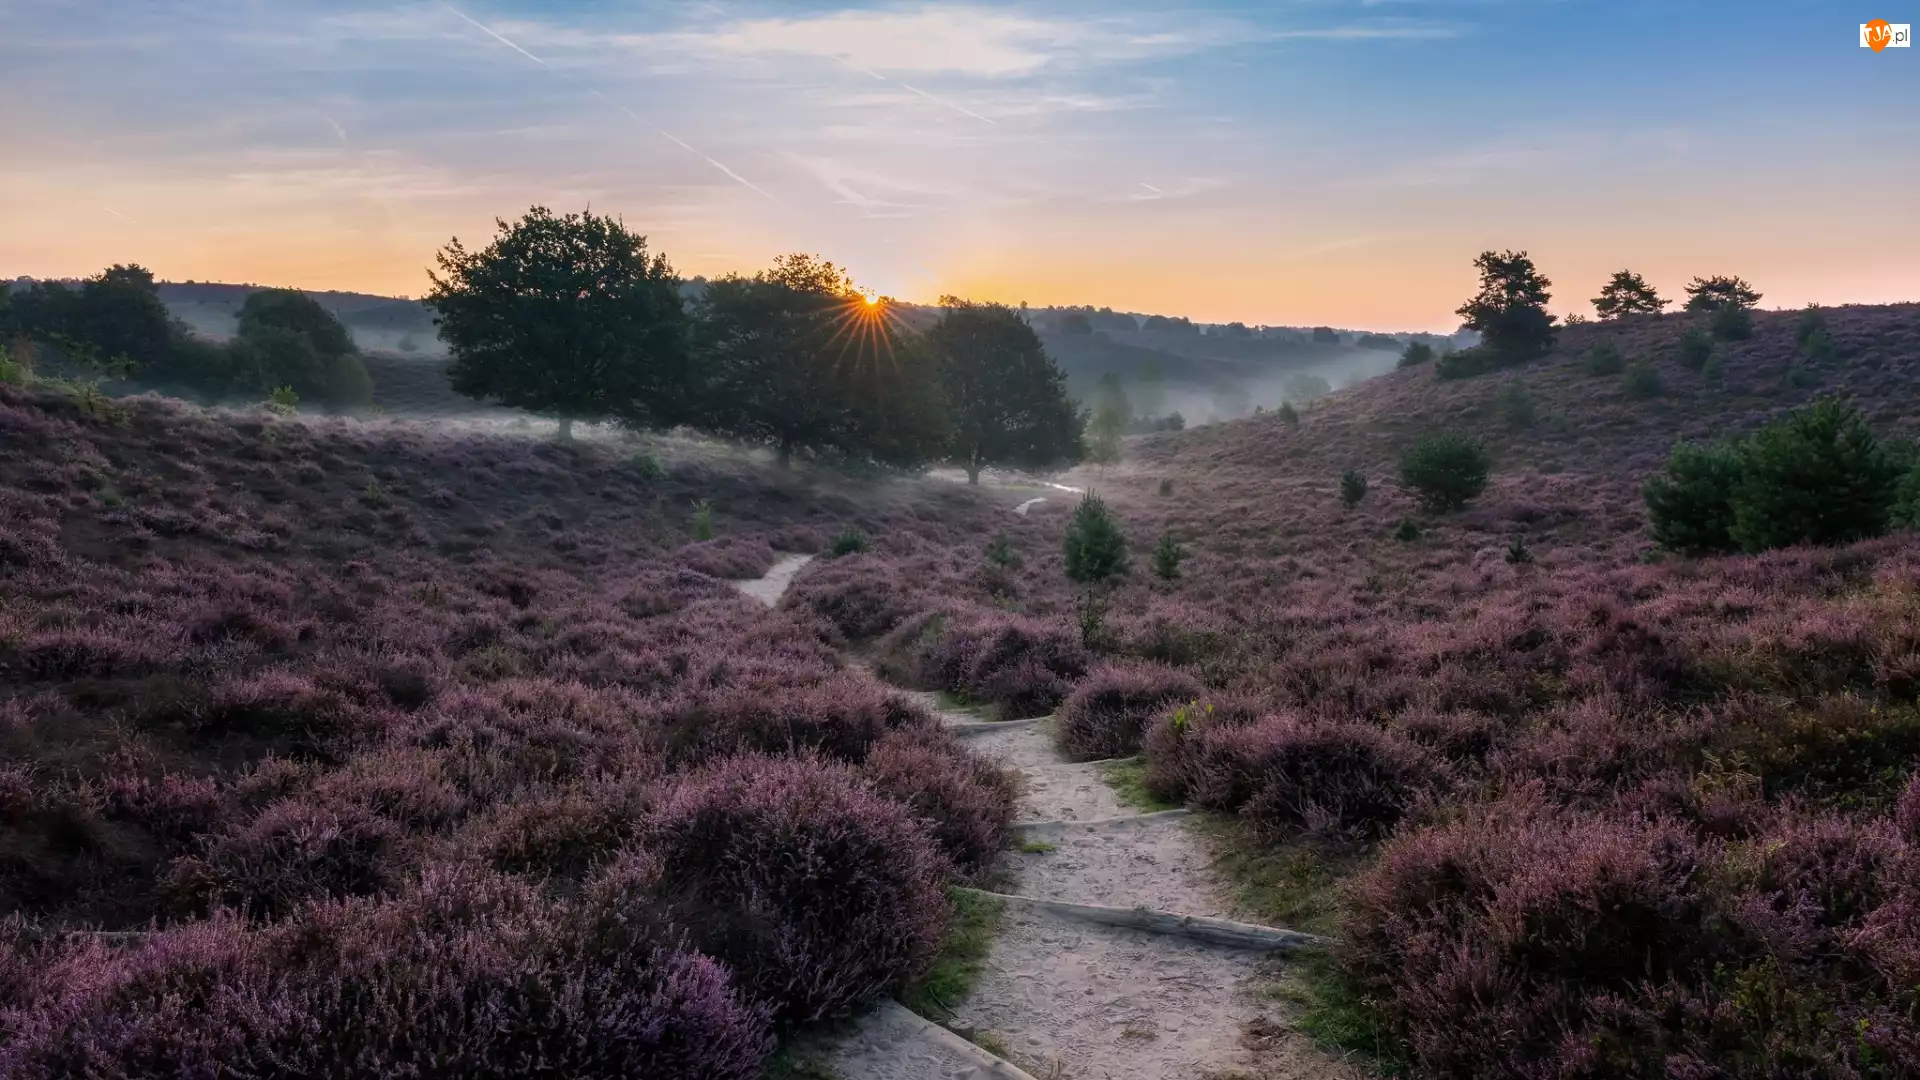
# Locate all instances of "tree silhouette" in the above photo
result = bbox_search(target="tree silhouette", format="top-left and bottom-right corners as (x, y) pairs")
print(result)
(427, 207), (691, 440)
(1592, 270), (1668, 320)
(927, 300), (1083, 484)
(1455, 250), (1556, 362)
(1684, 275), (1762, 313)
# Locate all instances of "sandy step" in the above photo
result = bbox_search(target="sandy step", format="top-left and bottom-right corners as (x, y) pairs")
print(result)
(961, 720), (1063, 771)
(1010, 813), (1234, 917)
(960, 905), (1272, 1080)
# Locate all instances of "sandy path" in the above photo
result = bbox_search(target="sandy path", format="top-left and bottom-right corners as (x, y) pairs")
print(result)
(737, 552), (1347, 1080)
(734, 553), (814, 607)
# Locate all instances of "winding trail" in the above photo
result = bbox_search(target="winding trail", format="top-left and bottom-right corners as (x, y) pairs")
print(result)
(734, 550), (1348, 1080)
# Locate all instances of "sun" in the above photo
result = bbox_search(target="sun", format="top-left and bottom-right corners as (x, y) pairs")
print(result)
(863, 293), (880, 307)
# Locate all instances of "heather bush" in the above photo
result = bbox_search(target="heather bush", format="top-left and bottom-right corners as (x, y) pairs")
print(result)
(632, 755), (949, 1023)
(1729, 397), (1899, 552)
(886, 609), (1089, 717)
(1151, 530), (1184, 580)
(1581, 339), (1624, 376)
(1139, 694), (1265, 802)
(1056, 662), (1203, 761)
(166, 797), (406, 917)
(861, 727), (1017, 881)
(1644, 439), (1743, 555)
(1622, 359), (1663, 399)
(1176, 715), (1435, 844)
(1400, 432), (1490, 512)
(1339, 469), (1367, 508)
(1277, 400), (1299, 425)
(1676, 326), (1714, 371)
(645, 679), (933, 767)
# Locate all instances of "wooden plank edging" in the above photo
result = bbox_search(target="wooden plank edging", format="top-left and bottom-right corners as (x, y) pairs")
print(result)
(875, 999), (1042, 1080)
(1010, 808), (1193, 834)
(961, 888), (1331, 952)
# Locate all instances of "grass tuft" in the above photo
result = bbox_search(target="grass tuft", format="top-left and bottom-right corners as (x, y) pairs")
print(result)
(1097, 757), (1180, 813)
(896, 888), (1005, 1020)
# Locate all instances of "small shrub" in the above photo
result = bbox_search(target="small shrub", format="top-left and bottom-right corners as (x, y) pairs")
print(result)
(1400, 433), (1491, 513)
(1435, 347), (1499, 380)
(829, 525), (870, 558)
(1183, 717), (1435, 843)
(1393, 517), (1422, 542)
(1494, 380), (1535, 430)
(625, 450), (666, 480)
(1795, 304), (1827, 346)
(1158, 477), (1174, 496)
(1151, 531), (1184, 581)
(1277, 401), (1300, 425)
(984, 531), (1018, 568)
(1622, 360), (1663, 399)
(632, 755), (949, 1023)
(1711, 303), (1753, 341)
(691, 499), (714, 541)
(1676, 327), (1713, 372)
(1398, 342), (1433, 369)
(1786, 366), (1820, 389)
(1583, 341), (1626, 376)
(1063, 493), (1128, 586)
(1894, 463), (1920, 530)
(268, 385), (299, 410)
(1730, 396), (1900, 552)
(1057, 663), (1203, 761)
(1340, 469), (1368, 509)
(1801, 326), (1835, 362)
(1644, 440), (1743, 555)
(0, 344), (23, 385)
(1505, 537), (1533, 564)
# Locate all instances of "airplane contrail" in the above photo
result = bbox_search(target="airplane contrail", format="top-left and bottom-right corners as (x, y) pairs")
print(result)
(101, 206), (128, 221)
(322, 114), (349, 144)
(1139, 182), (1164, 195)
(830, 55), (996, 126)
(437, 1), (779, 201)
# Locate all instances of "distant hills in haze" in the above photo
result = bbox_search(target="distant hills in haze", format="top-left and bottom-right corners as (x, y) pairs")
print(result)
(10, 276), (1477, 425)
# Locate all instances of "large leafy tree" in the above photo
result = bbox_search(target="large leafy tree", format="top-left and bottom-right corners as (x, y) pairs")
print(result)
(1684, 275), (1762, 313)
(926, 300), (1082, 484)
(693, 254), (946, 468)
(1456, 250), (1556, 361)
(238, 289), (355, 357)
(1592, 270), (1668, 320)
(426, 207), (691, 439)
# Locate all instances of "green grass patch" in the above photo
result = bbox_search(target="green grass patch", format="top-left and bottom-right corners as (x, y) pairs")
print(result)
(761, 1048), (843, 1080)
(1199, 816), (1412, 1075)
(896, 888), (1005, 1020)
(1013, 835), (1057, 854)
(933, 689), (996, 720)
(1097, 757), (1180, 813)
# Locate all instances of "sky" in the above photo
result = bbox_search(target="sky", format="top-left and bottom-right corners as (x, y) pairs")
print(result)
(2, 1), (1916, 330)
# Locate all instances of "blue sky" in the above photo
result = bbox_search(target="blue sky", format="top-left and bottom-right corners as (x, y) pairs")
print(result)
(2, 0), (1914, 328)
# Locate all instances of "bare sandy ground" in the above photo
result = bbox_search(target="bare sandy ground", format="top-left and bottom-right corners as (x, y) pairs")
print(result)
(734, 553), (814, 607)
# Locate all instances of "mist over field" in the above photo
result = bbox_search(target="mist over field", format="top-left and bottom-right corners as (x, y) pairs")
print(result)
(5, 1), (1920, 1077)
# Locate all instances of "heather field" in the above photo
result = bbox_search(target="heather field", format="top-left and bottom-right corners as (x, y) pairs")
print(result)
(791, 306), (1920, 1077)
(5, 304), (1920, 1079)
(0, 381), (1026, 1077)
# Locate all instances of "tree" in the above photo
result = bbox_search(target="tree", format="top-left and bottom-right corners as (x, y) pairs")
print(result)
(427, 207), (691, 440)
(237, 289), (355, 357)
(1151, 531), (1185, 580)
(1064, 493), (1129, 586)
(927, 300), (1082, 484)
(1283, 372), (1332, 403)
(1400, 433), (1491, 512)
(1729, 397), (1899, 552)
(72, 265), (174, 373)
(1059, 311), (1093, 335)
(1085, 373), (1130, 465)
(1684, 275), (1761, 313)
(1398, 342), (1434, 369)
(1592, 270), (1668, 320)
(1455, 250), (1556, 362)
(694, 255), (946, 468)
(1311, 326), (1340, 344)
(1340, 469), (1368, 509)
(1644, 440), (1742, 555)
